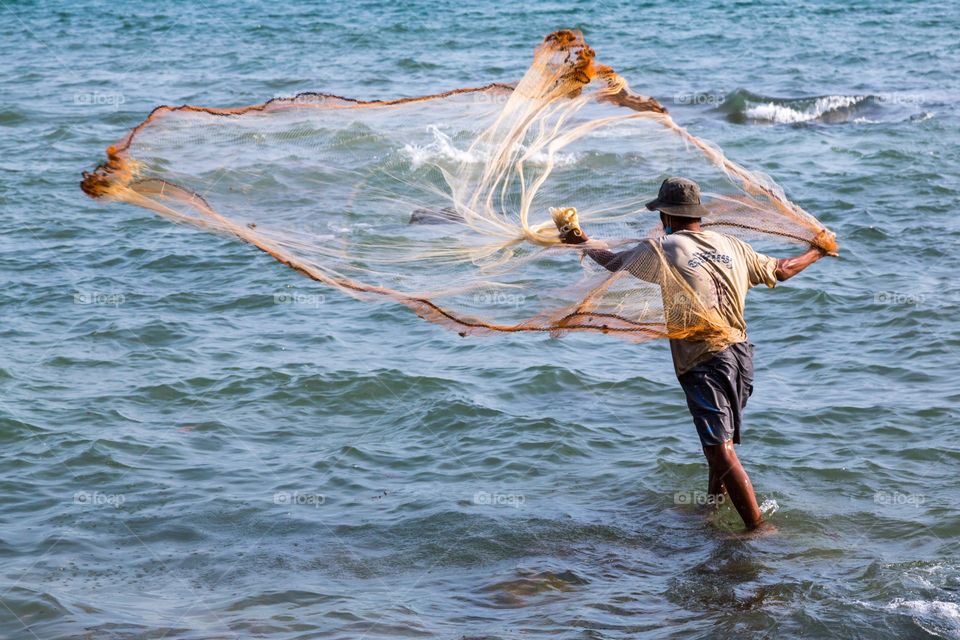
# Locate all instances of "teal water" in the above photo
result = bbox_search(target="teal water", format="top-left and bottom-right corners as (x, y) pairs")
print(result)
(3, 1), (960, 638)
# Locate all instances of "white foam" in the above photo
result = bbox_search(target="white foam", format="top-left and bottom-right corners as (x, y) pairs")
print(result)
(403, 125), (477, 167)
(888, 599), (960, 638)
(899, 562), (953, 590)
(402, 125), (579, 168)
(745, 95), (865, 124)
(759, 498), (780, 517)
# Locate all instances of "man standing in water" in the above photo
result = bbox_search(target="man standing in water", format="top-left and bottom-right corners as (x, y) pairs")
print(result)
(554, 177), (834, 531)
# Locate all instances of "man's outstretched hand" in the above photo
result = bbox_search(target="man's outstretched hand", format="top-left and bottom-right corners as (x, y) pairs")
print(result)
(550, 206), (589, 244)
(776, 229), (838, 281)
(812, 228), (839, 257)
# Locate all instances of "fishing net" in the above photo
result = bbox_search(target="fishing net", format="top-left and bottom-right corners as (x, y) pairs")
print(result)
(81, 30), (837, 346)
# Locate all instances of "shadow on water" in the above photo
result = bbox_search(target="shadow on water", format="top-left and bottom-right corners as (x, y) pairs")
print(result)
(667, 540), (770, 610)
(473, 568), (591, 608)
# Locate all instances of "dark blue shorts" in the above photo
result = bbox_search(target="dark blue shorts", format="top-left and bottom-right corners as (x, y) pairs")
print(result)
(677, 342), (755, 447)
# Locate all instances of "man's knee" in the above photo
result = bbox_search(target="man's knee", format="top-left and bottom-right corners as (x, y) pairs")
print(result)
(703, 440), (737, 468)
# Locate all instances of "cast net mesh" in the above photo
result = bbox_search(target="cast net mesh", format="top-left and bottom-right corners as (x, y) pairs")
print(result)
(81, 30), (836, 346)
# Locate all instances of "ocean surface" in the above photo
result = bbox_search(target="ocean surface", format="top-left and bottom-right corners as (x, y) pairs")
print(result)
(2, 1), (960, 638)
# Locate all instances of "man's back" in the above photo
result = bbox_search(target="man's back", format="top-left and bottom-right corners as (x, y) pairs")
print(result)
(655, 229), (778, 375)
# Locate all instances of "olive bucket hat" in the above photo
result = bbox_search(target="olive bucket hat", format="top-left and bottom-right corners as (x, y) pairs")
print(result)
(645, 177), (710, 218)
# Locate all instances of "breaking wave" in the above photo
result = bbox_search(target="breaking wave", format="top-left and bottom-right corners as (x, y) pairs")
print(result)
(718, 89), (927, 125)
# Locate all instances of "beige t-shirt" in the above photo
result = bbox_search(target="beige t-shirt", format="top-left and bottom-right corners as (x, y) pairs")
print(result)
(626, 230), (778, 375)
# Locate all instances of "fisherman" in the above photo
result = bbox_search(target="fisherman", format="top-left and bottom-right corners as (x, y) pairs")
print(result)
(553, 177), (835, 531)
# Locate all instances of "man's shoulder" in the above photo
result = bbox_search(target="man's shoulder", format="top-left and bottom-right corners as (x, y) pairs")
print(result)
(667, 229), (734, 248)
(704, 229), (741, 242)
(709, 231), (753, 253)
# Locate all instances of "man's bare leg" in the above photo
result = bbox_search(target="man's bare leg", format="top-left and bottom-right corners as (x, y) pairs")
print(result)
(704, 446), (728, 503)
(702, 440), (763, 529)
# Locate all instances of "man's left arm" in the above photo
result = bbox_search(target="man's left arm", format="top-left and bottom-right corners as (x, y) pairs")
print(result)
(735, 229), (836, 286)
(774, 230), (838, 281)
(775, 246), (825, 281)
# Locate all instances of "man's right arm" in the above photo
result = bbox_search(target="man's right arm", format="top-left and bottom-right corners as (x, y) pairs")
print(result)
(552, 207), (626, 272)
(584, 244), (631, 272)
(552, 206), (657, 280)
(558, 227), (633, 272)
